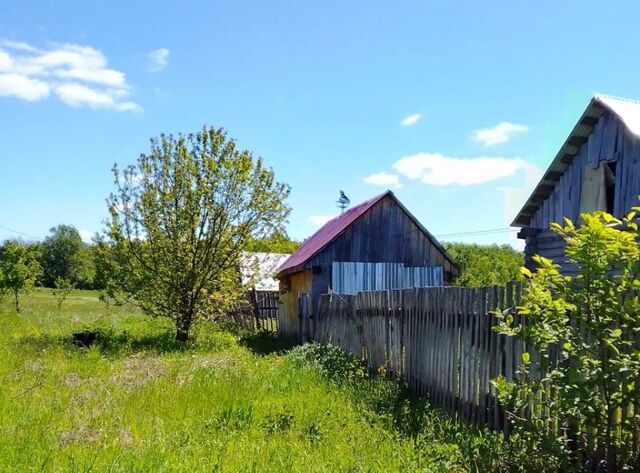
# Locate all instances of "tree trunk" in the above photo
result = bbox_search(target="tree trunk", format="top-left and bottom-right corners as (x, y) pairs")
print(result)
(175, 315), (192, 342)
(14, 290), (20, 313)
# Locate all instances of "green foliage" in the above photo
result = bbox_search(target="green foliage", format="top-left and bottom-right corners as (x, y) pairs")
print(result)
(247, 231), (300, 254)
(291, 343), (560, 472)
(444, 242), (523, 287)
(0, 240), (42, 313)
(0, 289), (513, 472)
(289, 342), (368, 382)
(92, 236), (118, 293)
(51, 276), (74, 309)
(40, 225), (86, 287)
(104, 127), (291, 342)
(493, 210), (640, 471)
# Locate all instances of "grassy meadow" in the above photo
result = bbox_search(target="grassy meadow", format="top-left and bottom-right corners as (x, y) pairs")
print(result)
(0, 289), (541, 472)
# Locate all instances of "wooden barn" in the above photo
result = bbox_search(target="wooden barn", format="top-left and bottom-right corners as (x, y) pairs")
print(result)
(513, 95), (640, 273)
(277, 190), (458, 340)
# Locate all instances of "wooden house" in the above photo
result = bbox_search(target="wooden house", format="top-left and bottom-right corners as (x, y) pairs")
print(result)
(513, 95), (640, 273)
(277, 190), (458, 340)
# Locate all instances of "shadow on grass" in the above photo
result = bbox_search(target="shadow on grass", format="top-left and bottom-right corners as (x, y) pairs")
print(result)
(238, 330), (298, 356)
(17, 329), (193, 357)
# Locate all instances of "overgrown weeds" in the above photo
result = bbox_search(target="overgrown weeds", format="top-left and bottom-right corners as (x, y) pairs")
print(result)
(290, 342), (564, 472)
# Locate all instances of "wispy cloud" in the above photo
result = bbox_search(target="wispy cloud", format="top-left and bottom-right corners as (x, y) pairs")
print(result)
(0, 41), (140, 110)
(0, 73), (49, 101)
(148, 48), (170, 72)
(363, 172), (402, 188)
(308, 215), (334, 226)
(500, 163), (542, 222)
(392, 152), (531, 186)
(400, 113), (422, 127)
(78, 230), (95, 243)
(472, 122), (528, 146)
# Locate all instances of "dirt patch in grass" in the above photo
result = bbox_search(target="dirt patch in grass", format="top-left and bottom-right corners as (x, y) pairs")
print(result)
(109, 354), (168, 388)
(119, 428), (134, 446)
(193, 353), (236, 370)
(64, 372), (82, 387)
(59, 424), (102, 446)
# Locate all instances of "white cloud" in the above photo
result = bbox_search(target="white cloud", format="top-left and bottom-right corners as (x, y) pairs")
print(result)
(392, 152), (530, 186)
(54, 82), (139, 111)
(400, 113), (422, 127)
(0, 41), (139, 110)
(308, 215), (334, 226)
(472, 122), (528, 146)
(0, 73), (49, 101)
(500, 163), (543, 226)
(148, 48), (169, 72)
(363, 172), (402, 188)
(78, 230), (95, 243)
(0, 49), (12, 69)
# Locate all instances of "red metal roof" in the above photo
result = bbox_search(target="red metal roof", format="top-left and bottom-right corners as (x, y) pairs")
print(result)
(278, 191), (389, 274)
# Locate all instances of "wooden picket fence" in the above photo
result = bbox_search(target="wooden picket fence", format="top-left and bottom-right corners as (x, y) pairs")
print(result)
(314, 283), (524, 432)
(231, 290), (280, 332)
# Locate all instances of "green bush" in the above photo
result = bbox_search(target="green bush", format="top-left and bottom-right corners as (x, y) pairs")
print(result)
(444, 242), (523, 287)
(290, 342), (560, 472)
(494, 209), (640, 471)
(289, 343), (368, 382)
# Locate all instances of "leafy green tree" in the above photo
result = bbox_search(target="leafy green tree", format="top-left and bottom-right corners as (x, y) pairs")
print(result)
(0, 241), (42, 313)
(92, 237), (116, 291)
(493, 210), (640, 471)
(74, 245), (97, 289)
(40, 225), (85, 287)
(105, 127), (291, 342)
(52, 276), (74, 309)
(444, 242), (523, 287)
(247, 231), (300, 254)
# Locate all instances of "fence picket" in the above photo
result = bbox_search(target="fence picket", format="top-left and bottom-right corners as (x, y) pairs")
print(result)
(313, 284), (527, 435)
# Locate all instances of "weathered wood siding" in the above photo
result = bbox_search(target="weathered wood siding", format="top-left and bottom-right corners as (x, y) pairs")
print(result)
(278, 270), (312, 337)
(523, 111), (640, 272)
(306, 195), (455, 270)
(315, 284), (524, 432)
(303, 194), (456, 318)
(316, 284), (640, 466)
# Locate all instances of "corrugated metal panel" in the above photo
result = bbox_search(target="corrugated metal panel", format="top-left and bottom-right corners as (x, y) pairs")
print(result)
(331, 262), (443, 294)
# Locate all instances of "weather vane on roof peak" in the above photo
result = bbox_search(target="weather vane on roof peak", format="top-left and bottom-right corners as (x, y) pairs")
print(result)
(337, 190), (350, 213)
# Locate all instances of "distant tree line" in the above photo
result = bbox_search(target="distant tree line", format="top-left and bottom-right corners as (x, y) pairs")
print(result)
(0, 225), (104, 290)
(0, 224), (299, 311)
(444, 241), (523, 287)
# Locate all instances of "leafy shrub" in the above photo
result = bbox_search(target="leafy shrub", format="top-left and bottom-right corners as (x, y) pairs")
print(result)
(301, 421), (323, 443)
(444, 242), (523, 287)
(494, 209), (640, 471)
(288, 343), (367, 382)
(211, 402), (254, 431)
(290, 342), (563, 472)
(262, 411), (294, 434)
(52, 276), (74, 309)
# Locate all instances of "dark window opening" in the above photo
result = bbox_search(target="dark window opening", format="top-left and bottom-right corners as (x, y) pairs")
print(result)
(604, 162), (617, 215)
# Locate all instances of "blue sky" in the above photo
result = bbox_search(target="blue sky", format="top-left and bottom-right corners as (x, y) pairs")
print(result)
(1, 1), (640, 247)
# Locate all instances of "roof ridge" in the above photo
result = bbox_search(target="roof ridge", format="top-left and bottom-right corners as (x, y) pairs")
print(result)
(277, 191), (390, 274)
(594, 94), (640, 105)
(512, 94), (640, 227)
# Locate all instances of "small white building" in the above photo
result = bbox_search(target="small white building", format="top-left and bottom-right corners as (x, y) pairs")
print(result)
(240, 252), (290, 291)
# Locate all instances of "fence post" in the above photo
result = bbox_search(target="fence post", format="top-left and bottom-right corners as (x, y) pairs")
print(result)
(251, 289), (262, 331)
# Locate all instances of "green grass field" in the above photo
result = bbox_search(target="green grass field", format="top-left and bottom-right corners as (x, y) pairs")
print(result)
(0, 289), (541, 472)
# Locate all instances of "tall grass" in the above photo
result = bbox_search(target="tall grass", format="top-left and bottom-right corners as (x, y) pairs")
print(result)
(0, 289), (549, 472)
